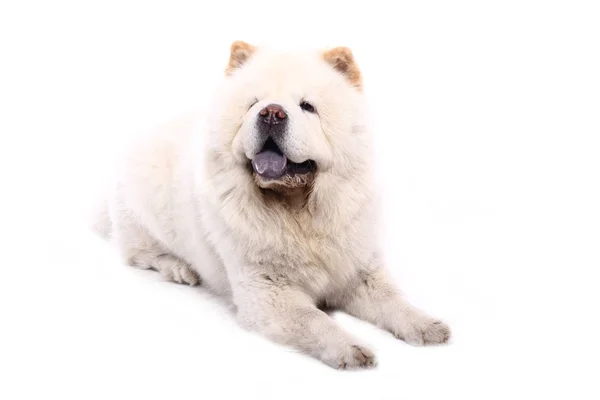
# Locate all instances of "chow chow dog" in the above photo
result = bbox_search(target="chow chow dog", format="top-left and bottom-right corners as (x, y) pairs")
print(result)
(92, 41), (450, 369)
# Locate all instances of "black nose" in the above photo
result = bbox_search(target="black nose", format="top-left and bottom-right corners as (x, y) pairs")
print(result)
(259, 104), (287, 126)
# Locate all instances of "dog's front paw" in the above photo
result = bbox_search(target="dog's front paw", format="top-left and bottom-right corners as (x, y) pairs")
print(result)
(395, 316), (451, 346)
(324, 344), (376, 370)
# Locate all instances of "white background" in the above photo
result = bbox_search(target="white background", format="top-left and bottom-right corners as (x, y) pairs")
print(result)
(1, 1), (599, 399)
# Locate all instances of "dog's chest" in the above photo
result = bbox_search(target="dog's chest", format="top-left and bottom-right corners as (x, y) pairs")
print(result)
(250, 224), (366, 297)
(223, 194), (375, 298)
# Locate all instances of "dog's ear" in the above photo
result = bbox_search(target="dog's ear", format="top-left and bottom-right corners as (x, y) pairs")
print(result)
(226, 40), (257, 75)
(323, 46), (362, 90)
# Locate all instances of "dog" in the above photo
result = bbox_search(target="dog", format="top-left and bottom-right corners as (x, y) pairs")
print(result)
(91, 41), (451, 369)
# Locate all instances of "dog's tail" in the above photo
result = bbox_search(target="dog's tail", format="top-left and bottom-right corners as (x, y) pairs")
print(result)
(89, 197), (112, 239)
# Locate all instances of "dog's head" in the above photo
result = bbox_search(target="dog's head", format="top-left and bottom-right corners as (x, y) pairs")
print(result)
(208, 41), (370, 197)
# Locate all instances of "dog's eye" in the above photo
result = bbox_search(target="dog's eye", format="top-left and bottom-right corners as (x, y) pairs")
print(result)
(300, 101), (316, 113)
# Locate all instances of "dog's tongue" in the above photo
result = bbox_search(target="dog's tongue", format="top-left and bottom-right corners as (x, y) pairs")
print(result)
(252, 150), (287, 179)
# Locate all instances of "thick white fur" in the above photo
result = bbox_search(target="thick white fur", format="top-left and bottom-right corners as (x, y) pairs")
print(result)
(93, 45), (450, 369)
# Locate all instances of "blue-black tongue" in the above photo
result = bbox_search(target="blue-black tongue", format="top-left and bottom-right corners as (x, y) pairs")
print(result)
(252, 149), (287, 179)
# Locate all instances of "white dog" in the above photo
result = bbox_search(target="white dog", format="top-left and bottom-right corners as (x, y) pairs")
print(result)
(92, 41), (451, 369)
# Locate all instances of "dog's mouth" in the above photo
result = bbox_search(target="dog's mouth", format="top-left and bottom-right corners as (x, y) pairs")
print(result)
(250, 138), (316, 180)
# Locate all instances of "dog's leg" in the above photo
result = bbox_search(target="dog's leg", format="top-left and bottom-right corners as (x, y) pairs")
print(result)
(128, 250), (200, 286)
(111, 216), (200, 286)
(235, 279), (376, 369)
(334, 265), (451, 345)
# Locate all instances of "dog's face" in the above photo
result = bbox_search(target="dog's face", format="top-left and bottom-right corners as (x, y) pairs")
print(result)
(209, 41), (368, 195)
